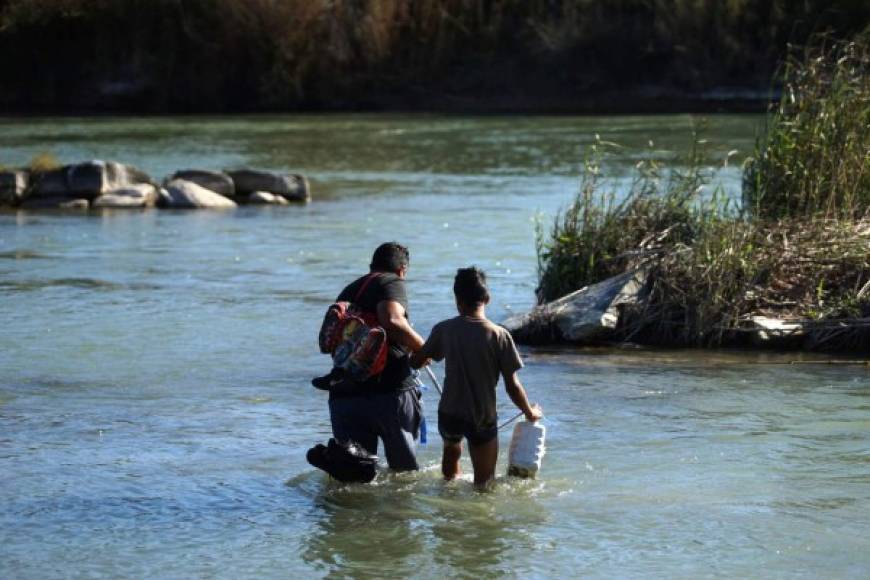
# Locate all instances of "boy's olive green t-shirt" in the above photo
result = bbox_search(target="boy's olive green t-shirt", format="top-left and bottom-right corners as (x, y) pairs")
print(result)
(420, 315), (523, 429)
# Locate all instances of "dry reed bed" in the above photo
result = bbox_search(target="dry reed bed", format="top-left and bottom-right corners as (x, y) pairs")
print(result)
(624, 219), (870, 350)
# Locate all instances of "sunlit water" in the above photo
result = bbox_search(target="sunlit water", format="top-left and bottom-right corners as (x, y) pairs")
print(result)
(1, 115), (868, 578)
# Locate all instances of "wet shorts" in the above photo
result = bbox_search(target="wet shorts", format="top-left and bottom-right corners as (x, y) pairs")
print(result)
(438, 412), (497, 446)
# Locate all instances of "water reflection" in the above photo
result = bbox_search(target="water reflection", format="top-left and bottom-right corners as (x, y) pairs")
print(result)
(299, 469), (548, 577)
(301, 473), (431, 576)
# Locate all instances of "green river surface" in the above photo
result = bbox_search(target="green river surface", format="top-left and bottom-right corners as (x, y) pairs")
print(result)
(1, 114), (868, 578)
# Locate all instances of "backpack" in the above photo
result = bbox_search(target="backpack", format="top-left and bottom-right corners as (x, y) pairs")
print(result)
(318, 274), (389, 382)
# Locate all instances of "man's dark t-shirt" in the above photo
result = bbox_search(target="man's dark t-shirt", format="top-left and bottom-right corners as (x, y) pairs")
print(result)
(334, 272), (414, 394)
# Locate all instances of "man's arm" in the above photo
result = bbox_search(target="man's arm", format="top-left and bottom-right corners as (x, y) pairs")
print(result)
(377, 300), (424, 352)
(504, 371), (543, 422)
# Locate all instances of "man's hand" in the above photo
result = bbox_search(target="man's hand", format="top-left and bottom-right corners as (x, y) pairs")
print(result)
(409, 352), (431, 369)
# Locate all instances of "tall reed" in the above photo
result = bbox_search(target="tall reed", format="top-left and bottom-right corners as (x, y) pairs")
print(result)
(743, 33), (870, 220)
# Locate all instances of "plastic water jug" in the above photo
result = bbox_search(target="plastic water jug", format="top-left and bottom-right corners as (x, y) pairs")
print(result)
(507, 420), (546, 478)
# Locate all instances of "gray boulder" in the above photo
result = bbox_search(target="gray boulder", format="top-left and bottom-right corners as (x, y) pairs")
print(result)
(228, 169), (309, 202)
(503, 268), (649, 344)
(161, 179), (237, 209)
(168, 170), (234, 197)
(28, 168), (68, 197)
(0, 170), (28, 205)
(30, 160), (152, 200)
(247, 191), (289, 205)
(93, 184), (159, 208)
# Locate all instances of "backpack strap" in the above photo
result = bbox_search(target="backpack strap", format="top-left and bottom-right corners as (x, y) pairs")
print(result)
(353, 273), (381, 304)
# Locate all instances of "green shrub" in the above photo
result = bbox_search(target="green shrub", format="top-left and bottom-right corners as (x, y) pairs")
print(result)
(535, 133), (730, 303)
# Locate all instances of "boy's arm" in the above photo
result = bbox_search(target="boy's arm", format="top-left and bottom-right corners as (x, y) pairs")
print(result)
(504, 371), (543, 421)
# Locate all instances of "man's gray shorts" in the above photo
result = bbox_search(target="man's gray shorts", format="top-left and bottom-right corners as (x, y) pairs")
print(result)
(328, 388), (422, 471)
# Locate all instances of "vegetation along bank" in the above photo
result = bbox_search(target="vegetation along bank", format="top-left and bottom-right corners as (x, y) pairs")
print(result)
(508, 34), (869, 353)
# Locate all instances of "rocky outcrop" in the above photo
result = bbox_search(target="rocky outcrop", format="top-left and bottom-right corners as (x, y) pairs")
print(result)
(160, 179), (237, 209)
(29, 160), (153, 200)
(503, 268), (649, 344)
(0, 170), (28, 205)
(2, 160), (312, 210)
(92, 184), (159, 208)
(228, 169), (310, 202)
(168, 170), (235, 197)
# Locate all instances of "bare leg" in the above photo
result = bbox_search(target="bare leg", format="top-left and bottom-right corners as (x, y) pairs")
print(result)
(442, 440), (462, 480)
(468, 436), (498, 489)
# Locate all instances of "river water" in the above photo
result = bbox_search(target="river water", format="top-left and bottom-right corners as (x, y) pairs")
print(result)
(1, 115), (868, 578)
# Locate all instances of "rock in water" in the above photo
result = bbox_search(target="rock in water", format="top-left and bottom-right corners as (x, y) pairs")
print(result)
(30, 160), (153, 200)
(228, 169), (310, 202)
(0, 171), (28, 205)
(93, 184), (159, 208)
(503, 268), (649, 344)
(247, 191), (289, 205)
(167, 170), (235, 197)
(161, 179), (238, 209)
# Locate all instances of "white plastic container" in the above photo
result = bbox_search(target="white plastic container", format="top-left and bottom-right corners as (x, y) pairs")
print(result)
(507, 420), (546, 478)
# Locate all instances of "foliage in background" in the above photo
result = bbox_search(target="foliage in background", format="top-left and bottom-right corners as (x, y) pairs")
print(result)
(743, 33), (870, 220)
(0, 0), (867, 112)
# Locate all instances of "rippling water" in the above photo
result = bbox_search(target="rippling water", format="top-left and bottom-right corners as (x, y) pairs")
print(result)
(1, 115), (868, 578)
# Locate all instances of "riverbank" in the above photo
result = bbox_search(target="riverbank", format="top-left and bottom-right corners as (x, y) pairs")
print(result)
(0, 1), (865, 115)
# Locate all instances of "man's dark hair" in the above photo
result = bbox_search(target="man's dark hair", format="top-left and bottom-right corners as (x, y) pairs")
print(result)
(454, 266), (490, 306)
(370, 242), (410, 273)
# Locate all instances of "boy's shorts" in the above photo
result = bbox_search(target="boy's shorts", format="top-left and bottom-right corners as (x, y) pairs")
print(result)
(438, 412), (497, 446)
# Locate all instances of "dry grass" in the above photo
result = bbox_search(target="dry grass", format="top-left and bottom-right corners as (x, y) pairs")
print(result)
(27, 152), (61, 173)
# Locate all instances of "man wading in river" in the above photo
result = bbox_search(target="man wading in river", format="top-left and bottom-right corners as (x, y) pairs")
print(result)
(320, 242), (425, 470)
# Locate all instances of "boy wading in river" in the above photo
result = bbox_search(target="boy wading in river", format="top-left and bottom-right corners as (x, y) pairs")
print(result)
(411, 267), (542, 488)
